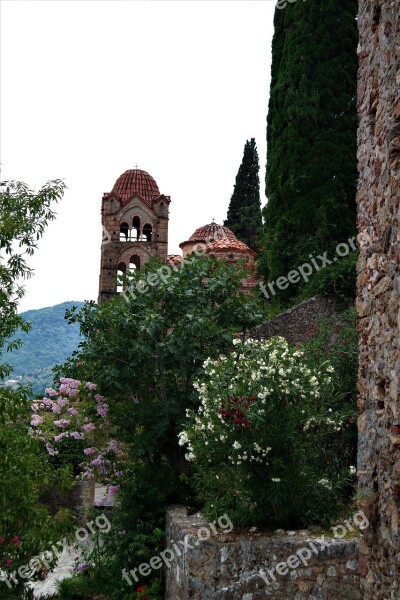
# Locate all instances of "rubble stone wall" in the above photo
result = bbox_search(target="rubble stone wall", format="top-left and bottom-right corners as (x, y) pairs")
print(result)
(356, 0), (400, 597)
(165, 507), (361, 600)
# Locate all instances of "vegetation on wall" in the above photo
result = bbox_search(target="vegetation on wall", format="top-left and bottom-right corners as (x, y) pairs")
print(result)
(180, 317), (358, 529)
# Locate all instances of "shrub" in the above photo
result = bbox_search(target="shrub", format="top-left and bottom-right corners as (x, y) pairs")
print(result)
(0, 387), (72, 599)
(179, 335), (357, 529)
(32, 378), (124, 489)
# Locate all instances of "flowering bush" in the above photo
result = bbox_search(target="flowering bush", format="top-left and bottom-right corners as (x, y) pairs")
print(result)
(0, 387), (72, 599)
(179, 336), (356, 528)
(31, 378), (124, 490)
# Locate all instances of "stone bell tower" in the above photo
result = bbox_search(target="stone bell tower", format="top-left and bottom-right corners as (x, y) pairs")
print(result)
(98, 167), (170, 303)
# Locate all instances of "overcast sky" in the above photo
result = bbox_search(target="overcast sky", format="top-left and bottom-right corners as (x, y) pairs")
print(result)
(1, 0), (275, 312)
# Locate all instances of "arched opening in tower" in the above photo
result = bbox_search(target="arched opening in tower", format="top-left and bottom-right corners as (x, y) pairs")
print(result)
(132, 216), (141, 241)
(143, 223), (153, 242)
(117, 262), (126, 293)
(129, 255), (141, 271)
(120, 222), (129, 242)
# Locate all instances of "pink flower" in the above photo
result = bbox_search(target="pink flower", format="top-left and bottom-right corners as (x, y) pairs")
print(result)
(90, 455), (103, 467)
(71, 431), (84, 440)
(31, 415), (43, 427)
(5, 557), (12, 566)
(46, 443), (58, 456)
(60, 377), (80, 387)
(45, 388), (58, 397)
(86, 382), (97, 390)
(11, 536), (19, 547)
(57, 398), (69, 408)
(97, 406), (108, 418)
(54, 432), (68, 442)
(108, 485), (119, 495)
(108, 439), (118, 453)
(95, 394), (106, 403)
(84, 447), (97, 456)
(82, 423), (95, 433)
(54, 419), (70, 428)
(67, 407), (78, 416)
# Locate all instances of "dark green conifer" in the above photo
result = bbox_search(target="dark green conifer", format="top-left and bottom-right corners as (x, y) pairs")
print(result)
(224, 138), (262, 251)
(259, 0), (358, 301)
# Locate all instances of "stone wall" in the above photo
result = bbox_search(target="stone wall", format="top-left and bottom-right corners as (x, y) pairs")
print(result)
(45, 479), (95, 525)
(356, 0), (400, 598)
(249, 295), (347, 346)
(165, 507), (361, 600)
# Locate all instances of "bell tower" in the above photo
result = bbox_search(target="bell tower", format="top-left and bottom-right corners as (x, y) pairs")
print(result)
(98, 167), (170, 303)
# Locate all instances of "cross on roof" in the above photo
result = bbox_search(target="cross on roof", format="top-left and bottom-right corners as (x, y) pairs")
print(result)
(134, 163), (139, 169)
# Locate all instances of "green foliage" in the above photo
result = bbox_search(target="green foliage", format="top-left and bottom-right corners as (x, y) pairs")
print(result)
(0, 179), (66, 379)
(224, 138), (263, 251)
(294, 252), (358, 308)
(0, 386), (73, 598)
(180, 321), (358, 529)
(259, 0), (358, 301)
(58, 255), (265, 592)
(0, 178), (71, 598)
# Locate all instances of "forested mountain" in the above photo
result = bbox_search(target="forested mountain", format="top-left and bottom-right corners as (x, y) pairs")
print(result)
(4, 301), (84, 394)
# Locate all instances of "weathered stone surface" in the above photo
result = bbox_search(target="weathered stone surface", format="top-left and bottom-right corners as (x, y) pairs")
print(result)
(357, 0), (400, 597)
(165, 507), (361, 600)
(249, 295), (348, 346)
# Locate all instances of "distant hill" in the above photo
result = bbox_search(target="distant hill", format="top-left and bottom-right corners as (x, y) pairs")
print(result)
(4, 301), (84, 395)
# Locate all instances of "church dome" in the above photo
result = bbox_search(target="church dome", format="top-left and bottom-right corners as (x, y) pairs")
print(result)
(111, 169), (160, 205)
(180, 222), (236, 248)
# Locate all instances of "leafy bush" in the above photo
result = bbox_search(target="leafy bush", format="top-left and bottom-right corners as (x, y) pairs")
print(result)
(32, 378), (123, 487)
(179, 333), (357, 529)
(0, 387), (73, 599)
(56, 255), (265, 594)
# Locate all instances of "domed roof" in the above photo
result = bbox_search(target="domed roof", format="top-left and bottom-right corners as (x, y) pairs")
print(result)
(205, 237), (255, 255)
(180, 222), (237, 248)
(111, 169), (160, 205)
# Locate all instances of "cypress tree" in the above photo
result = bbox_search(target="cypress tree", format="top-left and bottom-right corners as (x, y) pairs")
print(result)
(259, 0), (358, 301)
(224, 138), (263, 251)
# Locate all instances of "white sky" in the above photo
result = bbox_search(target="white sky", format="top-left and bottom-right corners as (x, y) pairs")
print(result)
(1, 0), (275, 312)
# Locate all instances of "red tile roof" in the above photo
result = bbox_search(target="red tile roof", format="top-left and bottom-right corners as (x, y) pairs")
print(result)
(110, 169), (160, 206)
(184, 223), (236, 244)
(166, 254), (183, 267)
(180, 222), (255, 255)
(205, 238), (256, 255)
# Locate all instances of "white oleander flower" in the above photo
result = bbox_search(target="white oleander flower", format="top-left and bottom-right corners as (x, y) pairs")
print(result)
(233, 441), (241, 450)
(349, 466), (357, 475)
(317, 478), (332, 490)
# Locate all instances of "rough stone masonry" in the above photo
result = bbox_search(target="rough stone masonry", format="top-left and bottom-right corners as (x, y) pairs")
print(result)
(356, 0), (400, 598)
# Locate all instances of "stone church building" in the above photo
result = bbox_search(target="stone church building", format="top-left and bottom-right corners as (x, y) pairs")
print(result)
(98, 168), (258, 302)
